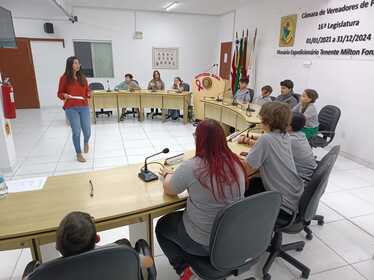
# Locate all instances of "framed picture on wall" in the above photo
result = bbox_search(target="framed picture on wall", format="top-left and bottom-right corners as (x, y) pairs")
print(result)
(152, 47), (179, 69)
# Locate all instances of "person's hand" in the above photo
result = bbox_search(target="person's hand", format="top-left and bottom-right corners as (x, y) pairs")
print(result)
(63, 93), (70, 100)
(159, 166), (174, 178)
(143, 256), (154, 269)
(247, 139), (257, 147)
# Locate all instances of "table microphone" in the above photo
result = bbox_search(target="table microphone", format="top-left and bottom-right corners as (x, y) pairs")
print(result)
(226, 123), (256, 142)
(138, 148), (170, 182)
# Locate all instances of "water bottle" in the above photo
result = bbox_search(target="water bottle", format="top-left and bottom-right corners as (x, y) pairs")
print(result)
(0, 174), (8, 199)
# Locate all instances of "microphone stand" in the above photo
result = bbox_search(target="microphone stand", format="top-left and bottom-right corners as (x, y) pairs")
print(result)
(138, 149), (169, 182)
(226, 123), (257, 142)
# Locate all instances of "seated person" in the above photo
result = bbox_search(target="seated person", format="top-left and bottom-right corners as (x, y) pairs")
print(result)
(293, 89), (319, 139)
(148, 70), (165, 117)
(241, 102), (304, 214)
(235, 78), (253, 104)
(253, 85), (273, 106)
(114, 73), (141, 121)
(22, 211), (154, 279)
(276, 79), (298, 108)
(289, 112), (318, 181)
(156, 119), (246, 280)
(168, 77), (189, 120)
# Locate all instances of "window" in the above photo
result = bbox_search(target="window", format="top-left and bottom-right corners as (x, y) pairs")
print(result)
(73, 41), (114, 78)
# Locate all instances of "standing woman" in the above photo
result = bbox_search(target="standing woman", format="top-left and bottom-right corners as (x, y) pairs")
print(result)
(156, 119), (246, 279)
(58, 56), (91, 163)
(147, 70), (165, 117)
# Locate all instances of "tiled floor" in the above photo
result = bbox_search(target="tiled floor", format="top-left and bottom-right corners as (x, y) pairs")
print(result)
(2, 108), (374, 280)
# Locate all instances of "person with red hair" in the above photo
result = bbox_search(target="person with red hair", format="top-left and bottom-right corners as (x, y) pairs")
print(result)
(156, 119), (246, 280)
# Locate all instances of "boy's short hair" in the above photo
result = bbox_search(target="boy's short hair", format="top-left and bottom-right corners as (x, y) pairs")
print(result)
(291, 112), (306, 132)
(125, 73), (133, 79)
(239, 78), (249, 84)
(261, 85), (273, 94)
(259, 101), (292, 133)
(280, 79), (294, 90)
(56, 212), (97, 257)
(304, 89), (319, 103)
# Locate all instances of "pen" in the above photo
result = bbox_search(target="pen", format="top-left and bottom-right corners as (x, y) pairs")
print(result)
(89, 180), (94, 197)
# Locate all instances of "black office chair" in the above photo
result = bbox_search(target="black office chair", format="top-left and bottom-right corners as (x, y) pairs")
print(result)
(175, 83), (191, 121)
(309, 105), (341, 148)
(270, 96), (276, 101)
(292, 93), (301, 102)
(181, 191), (282, 280)
(23, 244), (147, 280)
(262, 145), (340, 280)
(89, 82), (113, 118)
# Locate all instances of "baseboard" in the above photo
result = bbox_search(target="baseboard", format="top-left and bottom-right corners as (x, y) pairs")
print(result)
(340, 151), (374, 170)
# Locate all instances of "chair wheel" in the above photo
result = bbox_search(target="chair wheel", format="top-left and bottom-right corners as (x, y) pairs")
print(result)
(296, 247), (304, 252)
(263, 273), (271, 280)
(301, 270), (310, 279)
(306, 233), (313, 240)
(318, 220), (325, 226)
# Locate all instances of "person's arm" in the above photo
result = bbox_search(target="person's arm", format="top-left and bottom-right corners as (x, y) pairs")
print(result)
(160, 162), (191, 196)
(84, 79), (90, 99)
(57, 76), (68, 101)
(244, 135), (269, 174)
(147, 81), (153, 90)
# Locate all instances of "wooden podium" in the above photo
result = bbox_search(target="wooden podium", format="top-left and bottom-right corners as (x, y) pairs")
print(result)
(192, 73), (230, 120)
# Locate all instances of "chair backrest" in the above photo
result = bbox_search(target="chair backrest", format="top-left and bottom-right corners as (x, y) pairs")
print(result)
(182, 82), (190, 92)
(209, 191), (282, 271)
(318, 105), (341, 139)
(26, 245), (141, 280)
(89, 82), (105, 90)
(270, 96), (276, 101)
(133, 80), (140, 86)
(299, 145), (340, 222)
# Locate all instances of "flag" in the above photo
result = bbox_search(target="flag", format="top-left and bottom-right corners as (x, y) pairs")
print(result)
(248, 28), (258, 90)
(231, 32), (239, 96)
(242, 29), (249, 79)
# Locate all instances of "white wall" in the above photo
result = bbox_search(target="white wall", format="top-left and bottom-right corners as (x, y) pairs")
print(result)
(9, 6), (219, 107)
(227, 0), (374, 167)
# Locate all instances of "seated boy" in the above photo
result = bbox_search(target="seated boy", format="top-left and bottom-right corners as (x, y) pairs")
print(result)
(23, 211), (154, 279)
(253, 85), (273, 106)
(241, 102), (304, 214)
(235, 78), (253, 104)
(289, 112), (318, 182)
(276, 79), (298, 108)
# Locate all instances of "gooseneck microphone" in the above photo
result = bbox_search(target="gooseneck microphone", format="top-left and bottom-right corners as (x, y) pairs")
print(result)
(138, 148), (170, 182)
(226, 123), (257, 142)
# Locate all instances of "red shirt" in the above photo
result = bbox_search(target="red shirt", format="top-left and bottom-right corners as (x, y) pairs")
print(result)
(57, 74), (90, 109)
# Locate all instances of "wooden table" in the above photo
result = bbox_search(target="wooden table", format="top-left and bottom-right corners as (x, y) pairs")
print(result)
(202, 99), (262, 131)
(91, 90), (191, 124)
(0, 143), (249, 262)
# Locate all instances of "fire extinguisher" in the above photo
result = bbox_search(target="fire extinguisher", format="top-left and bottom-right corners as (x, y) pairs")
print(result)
(1, 78), (16, 119)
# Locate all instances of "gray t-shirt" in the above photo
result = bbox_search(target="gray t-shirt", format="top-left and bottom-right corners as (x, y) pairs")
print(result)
(290, 131), (317, 181)
(276, 93), (298, 108)
(253, 96), (272, 106)
(293, 103), (319, 128)
(246, 132), (304, 213)
(170, 157), (245, 246)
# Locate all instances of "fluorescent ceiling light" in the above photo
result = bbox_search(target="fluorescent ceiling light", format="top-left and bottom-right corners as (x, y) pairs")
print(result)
(165, 1), (179, 11)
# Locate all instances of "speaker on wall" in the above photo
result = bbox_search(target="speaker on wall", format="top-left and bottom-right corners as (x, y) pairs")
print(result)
(44, 22), (54, 34)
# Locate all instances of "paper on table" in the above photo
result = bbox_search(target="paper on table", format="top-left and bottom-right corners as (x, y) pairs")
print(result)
(6, 177), (47, 193)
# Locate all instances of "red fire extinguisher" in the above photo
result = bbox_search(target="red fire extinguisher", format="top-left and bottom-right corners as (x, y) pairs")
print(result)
(1, 78), (16, 119)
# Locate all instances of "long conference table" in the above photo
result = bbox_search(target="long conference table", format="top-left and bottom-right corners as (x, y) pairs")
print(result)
(91, 90), (191, 124)
(0, 143), (251, 262)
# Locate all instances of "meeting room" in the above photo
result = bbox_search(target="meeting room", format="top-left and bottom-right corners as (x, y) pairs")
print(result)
(1, 0), (374, 279)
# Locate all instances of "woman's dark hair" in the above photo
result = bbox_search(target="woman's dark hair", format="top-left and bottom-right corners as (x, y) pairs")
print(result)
(174, 77), (182, 84)
(259, 101), (292, 134)
(261, 85), (273, 94)
(153, 70), (161, 80)
(304, 89), (319, 103)
(194, 119), (246, 202)
(64, 56), (86, 86)
(125, 73), (133, 79)
(291, 112), (306, 132)
(280, 79), (294, 90)
(56, 211), (97, 257)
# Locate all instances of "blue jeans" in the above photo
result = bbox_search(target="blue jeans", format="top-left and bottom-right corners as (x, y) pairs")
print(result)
(168, 109), (180, 120)
(65, 106), (91, 154)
